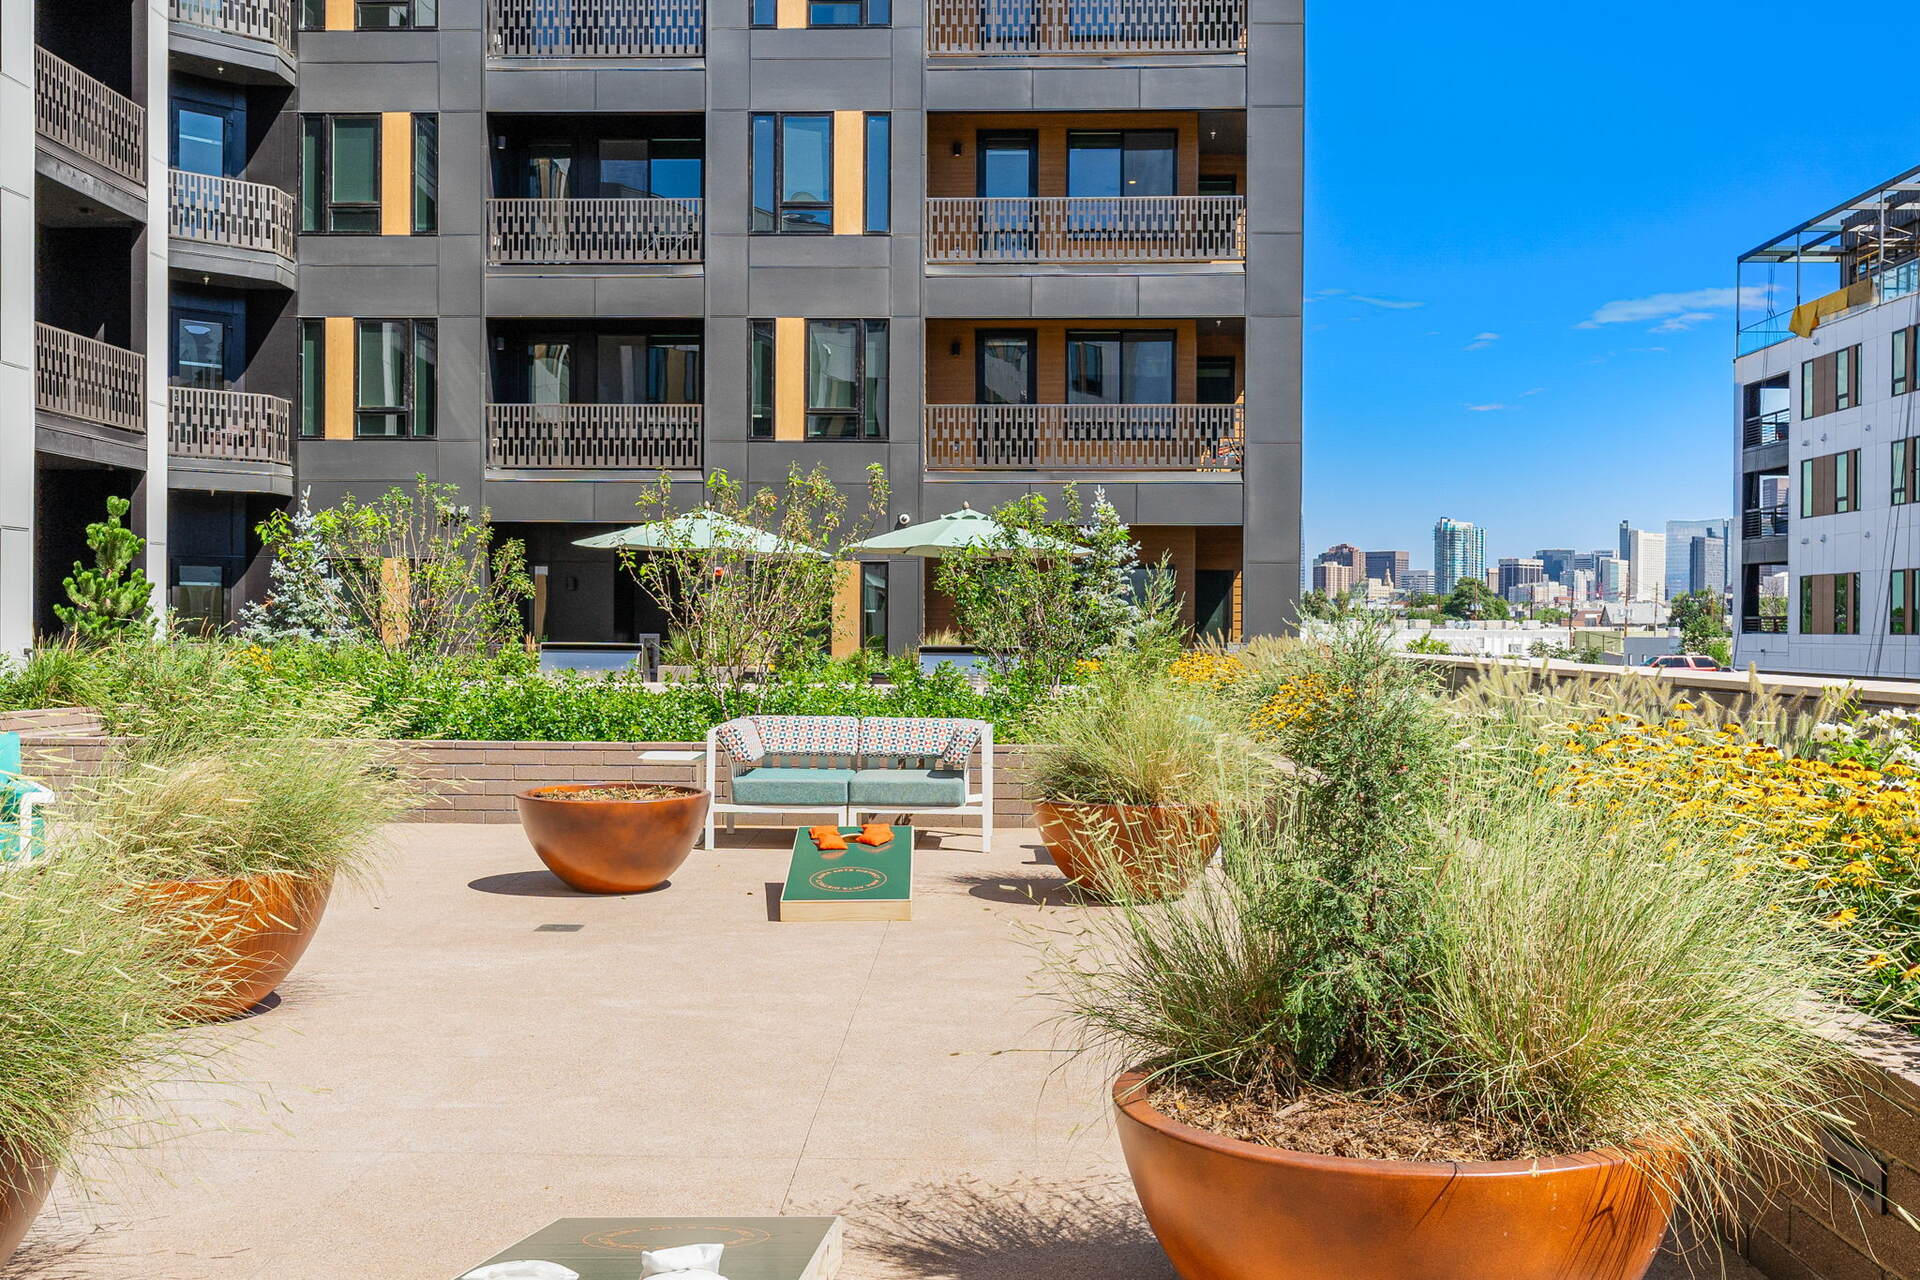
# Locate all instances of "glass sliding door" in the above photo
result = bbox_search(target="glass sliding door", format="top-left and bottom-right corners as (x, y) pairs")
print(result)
(976, 330), (1036, 465)
(977, 131), (1036, 258)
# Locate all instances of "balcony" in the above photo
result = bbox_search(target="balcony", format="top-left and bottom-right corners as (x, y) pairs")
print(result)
(487, 0), (704, 57)
(35, 324), (145, 435)
(34, 47), (147, 188)
(1742, 408), (1789, 450)
(1742, 505), (1789, 539)
(168, 0), (296, 56)
(926, 0), (1244, 55)
(926, 196), (1244, 265)
(1742, 614), (1788, 634)
(924, 404), (1242, 471)
(169, 387), (293, 466)
(486, 198), (703, 266)
(486, 403), (703, 470)
(170, 170), (297, 260)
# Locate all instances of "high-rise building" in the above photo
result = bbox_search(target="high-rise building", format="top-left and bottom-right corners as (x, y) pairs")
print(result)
(1731, 164), (1920, 675)
(1312, 562), (1357, 596)
(1665, 518), (1731, 599)
(1534, 549), (1575, 584)
(1624, 528), (1667, 604)
(1689, 532), (1727, 598)
(1432, 518), (1486, 595)
(1497, 557), (1544, 601)
(1593, 555), (1627, 601)
(1401, 568), (1435, 597)
(1567, 568), (1595, 604)
(0, 0), (1303, 654)
(1318, 543), (1365, 577)
(1618, 520), (1632, 562)
(1365, 550), (1409, 587)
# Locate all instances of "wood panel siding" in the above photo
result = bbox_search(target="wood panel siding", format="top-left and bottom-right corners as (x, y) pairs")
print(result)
(927, 113), (1201, 199)
(833, 111), (866, 236)
(774, 316), (806, 441)
(380, 113), (413, 237)
(926, 319), (1207, 404)
(323, 317), (354, 440)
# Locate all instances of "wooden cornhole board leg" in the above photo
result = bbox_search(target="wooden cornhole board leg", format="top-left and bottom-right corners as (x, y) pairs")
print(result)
(779, 825), (913, 922)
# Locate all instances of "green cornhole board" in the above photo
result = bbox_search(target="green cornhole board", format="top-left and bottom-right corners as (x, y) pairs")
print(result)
(780, 825), (913, 922)
(456, 1216), (842, 1280)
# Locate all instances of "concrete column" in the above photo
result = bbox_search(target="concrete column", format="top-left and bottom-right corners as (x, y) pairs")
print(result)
(0, 0), (35, 656)
(141, 0), (170, 630)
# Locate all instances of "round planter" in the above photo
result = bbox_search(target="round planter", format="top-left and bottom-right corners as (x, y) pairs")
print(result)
(1033, 801), (1219, 899)
(139, 872), (333, 1021)
(1113, 1072), (1674, 1280)
(0, 1151), (54, 1265)
(515, 784), (710, 894)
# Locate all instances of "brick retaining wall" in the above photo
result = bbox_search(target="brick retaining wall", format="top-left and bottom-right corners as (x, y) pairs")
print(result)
(13, 721), (1038, 827)
(1744, 1019), (1920, 1280)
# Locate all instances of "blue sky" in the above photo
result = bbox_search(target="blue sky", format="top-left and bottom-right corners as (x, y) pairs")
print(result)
(1301, 1), (1920, 568)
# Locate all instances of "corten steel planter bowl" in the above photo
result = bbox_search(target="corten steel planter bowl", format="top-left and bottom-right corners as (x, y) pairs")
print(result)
(139, 873), (333, 1021)
(1033, 801), (1219, 899)
(0, 1151), (53, 1264)
(515, 784), (710, 894)
(1113, 1072), (1675, 1280)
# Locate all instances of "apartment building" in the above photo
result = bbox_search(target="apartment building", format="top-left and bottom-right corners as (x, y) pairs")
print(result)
(0, 0), (1302, 655)
(1734, 164), (1920, 677)
(1431, 517), (1484, 595)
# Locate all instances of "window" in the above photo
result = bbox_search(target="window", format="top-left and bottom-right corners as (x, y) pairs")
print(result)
(860, 563), (888, 650)
(355, 0), (436, 26)
(1196, 356), (1236, 404)
(809, 0), (888, 23)
(1800, 449), (1859, 518)
(751, 114), (832, 233)
(1897, 326), (1918, 397)
(749, 320), (775, 439)
(1800, 344), (1861, 418)
(805, 320), (887, 439)
(1800, 572), (1860, 635)
(301, 0), (325, 27)
(1066, 130), (1176, 197)
(1897, 438), (1918, 507)
(1198, 173), (1237, 196)
(354, 319), (437, 437)
(302, 114), (379, 233)
(864, 113), (890, 233)
(750, 0), (776, 24)
(301, 113), (436, 233)
(300, 320), (323, 437)
(412, 115), (437, 233)
(1067, 330), (1175, 403)
(1894, 570), (1920, 636)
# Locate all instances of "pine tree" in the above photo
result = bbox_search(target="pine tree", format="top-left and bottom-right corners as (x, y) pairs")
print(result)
(54, 495), (155, 641)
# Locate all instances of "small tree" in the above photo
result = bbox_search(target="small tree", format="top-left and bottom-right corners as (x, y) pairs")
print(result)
(934, 486), (1160, 686)
(238, 490), (355, 645)
(622, 464), (887, 712)
(1669, 589), (1732, 665)
(55, 496), (155, 642)
(1440, 577), (1510, 621)
(250, 477), (532, 654)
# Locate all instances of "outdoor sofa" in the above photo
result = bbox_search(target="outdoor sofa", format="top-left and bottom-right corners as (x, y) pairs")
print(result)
(0, 732), (55, 865)
(704, 715), (993, 850)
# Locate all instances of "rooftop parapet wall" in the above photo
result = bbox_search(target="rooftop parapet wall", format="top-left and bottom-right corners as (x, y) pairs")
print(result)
(1412, 653), (1920, 717)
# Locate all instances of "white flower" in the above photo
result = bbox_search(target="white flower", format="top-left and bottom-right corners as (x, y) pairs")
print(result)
(1811, 722), (1854, 743)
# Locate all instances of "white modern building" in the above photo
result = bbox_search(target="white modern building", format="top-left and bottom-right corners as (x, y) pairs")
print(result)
(1624, 528), (1666, 604)
(1734, 163), (1920, 676)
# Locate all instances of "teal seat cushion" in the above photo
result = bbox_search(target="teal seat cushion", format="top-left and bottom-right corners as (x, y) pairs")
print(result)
(731, 767), (855, 806)
(848, 768), (966, 808)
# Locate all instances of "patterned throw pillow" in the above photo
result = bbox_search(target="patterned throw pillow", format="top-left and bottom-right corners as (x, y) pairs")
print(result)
(713, 718), (765, 766)
(753, 716), (861, 768)
(939, 720), (985, 770)
(860, 717), (958, 766)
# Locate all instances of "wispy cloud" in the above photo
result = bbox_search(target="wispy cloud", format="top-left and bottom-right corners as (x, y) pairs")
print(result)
(1522, 387), (1545, 396)
(1350, 294), (1426, 310)
(1576, 286), (1777, 330)
(1465, 403), (1510, 412)
(1464, 332), (1500, 350)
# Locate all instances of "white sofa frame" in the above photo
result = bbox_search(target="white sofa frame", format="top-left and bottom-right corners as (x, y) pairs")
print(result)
(703, 721), (993, 852)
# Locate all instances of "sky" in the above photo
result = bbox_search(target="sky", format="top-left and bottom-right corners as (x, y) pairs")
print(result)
(1301, 1), (1920, 568)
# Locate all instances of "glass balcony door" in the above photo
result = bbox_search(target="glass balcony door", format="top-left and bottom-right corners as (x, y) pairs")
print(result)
(975, 329), (1036, 466)
(977, 130), (1036, 258)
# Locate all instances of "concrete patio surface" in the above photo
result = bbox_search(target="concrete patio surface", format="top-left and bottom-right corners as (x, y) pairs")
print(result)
(4, 823), (1756, 1280)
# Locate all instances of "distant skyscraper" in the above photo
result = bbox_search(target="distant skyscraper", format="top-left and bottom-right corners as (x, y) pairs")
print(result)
(1498, 557), (1545, 601)
(1594, 555), (1627, 601)
(1534, 549), (1575, 584)
(1666, 519), (1731, 599)
(1689, 533), (1728, 597)
(1618, 520), (1633, 562)
(1402, 569), (1435, 597)
(1365, 550), (1410, 586)
(1568, 568), (1595, 603)
(1312, 562), (1358, 595)
(1624, 528), (1667, 603)
(1317, 543), (1366, 577)
(1432, 518), (1486, 595)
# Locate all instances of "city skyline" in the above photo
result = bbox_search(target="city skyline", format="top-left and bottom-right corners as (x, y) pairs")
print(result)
(1300, 0), (1920, 565)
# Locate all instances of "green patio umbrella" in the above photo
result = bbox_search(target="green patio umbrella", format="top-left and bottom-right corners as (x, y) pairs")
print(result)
(844, 504), (1087, 559)
(572, 509), (826, 557)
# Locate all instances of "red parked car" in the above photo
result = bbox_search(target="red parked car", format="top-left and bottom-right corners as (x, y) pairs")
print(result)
(1641, 654), (1724, 672)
